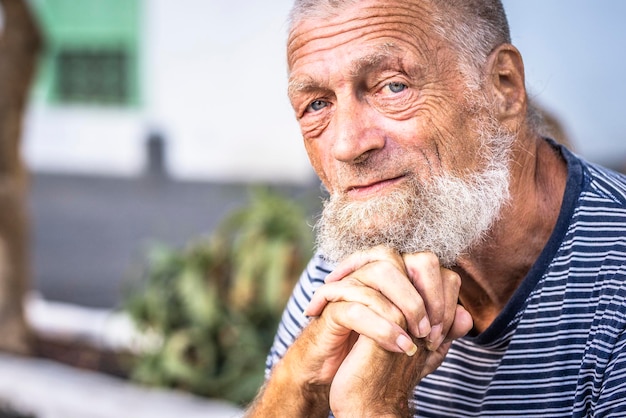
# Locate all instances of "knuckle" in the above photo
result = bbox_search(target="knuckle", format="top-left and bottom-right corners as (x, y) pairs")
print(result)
(344, 302), (363, 323)
(408, 303), (426, 320)
(442, 268), (462, 290)
(423, 251), (441, 270)
(368, 259), (395, 278)
(404, 251), (441, 276)
(384, 304), (407, 328)
(371, 246), (403, 266)
(343, 275), (361, 286)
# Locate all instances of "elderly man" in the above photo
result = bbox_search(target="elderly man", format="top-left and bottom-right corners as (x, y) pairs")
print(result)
(246, 0), (626, 416)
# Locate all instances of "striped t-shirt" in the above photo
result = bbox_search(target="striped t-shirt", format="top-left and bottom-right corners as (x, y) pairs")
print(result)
(265, 144), (626, 417)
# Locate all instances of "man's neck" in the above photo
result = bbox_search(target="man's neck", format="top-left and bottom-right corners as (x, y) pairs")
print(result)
(454, 135), (568, 334)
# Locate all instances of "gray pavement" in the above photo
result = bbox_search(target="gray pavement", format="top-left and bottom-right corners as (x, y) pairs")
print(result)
(0, 352), (244, 418)
(28, 172), (320, 308)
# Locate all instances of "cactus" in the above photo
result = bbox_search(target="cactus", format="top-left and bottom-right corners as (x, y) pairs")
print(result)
(124, 187), (313, 405)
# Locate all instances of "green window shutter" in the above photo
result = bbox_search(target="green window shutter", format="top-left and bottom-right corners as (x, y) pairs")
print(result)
(30, 0), (141, 107)
(55, 47), (130, 104)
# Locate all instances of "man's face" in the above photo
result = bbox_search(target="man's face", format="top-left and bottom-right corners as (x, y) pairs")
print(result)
(288, 0), (483, 194)
(287, 0), (512, 264)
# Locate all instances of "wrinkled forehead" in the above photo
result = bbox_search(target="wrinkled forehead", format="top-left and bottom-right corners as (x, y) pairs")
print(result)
(287, 0), (438, 71)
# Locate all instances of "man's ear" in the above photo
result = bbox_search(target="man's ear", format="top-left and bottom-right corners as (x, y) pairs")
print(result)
(485, 44), (527, 124)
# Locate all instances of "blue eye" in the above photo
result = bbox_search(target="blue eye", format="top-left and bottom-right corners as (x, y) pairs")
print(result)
(388, 82), (407, 93)
(307, 99), (328, 112)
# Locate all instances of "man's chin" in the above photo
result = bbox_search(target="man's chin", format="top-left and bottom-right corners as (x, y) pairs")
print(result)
(316, 178), (508, 266)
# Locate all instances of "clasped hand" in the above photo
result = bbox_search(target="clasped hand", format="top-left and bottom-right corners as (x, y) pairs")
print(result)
(303, 246), (473, 416)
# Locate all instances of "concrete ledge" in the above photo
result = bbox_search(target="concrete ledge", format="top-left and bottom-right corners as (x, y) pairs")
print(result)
(0, 353), (244, 418)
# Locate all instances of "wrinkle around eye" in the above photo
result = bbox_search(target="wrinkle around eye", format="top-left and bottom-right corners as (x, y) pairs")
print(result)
(371, 87), (420, 119)
(299, 109), (332, 139)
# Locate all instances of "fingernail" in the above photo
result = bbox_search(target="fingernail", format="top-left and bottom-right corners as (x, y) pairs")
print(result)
(418, 316), (431, 338)
(396, 334), (418, 357)
(427, 324), (443, 350)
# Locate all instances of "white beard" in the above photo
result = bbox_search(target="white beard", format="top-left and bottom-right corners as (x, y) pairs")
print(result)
(314, 119), (513, 267)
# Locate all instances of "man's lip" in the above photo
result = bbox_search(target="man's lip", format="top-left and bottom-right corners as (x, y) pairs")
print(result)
(345, 175), (405, 196)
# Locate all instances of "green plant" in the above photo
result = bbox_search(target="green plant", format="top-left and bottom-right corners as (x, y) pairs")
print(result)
(124, 187), (313, 406)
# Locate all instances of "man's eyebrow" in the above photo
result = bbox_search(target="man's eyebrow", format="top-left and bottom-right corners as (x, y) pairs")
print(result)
(288, 77), (324, 99)
(287, 43), (419, 97)
(348, 43), (403, 77)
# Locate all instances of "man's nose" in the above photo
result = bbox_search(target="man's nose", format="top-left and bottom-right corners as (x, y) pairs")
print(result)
(331, 96), (385, 163)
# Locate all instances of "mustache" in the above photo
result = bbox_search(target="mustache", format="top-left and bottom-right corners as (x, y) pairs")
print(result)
(314, 139), (512, 265)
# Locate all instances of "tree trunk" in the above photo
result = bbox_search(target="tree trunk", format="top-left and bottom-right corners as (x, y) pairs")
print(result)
(0, 0), (42, 355)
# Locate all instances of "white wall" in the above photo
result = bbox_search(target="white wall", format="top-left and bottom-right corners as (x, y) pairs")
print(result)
(23, 106), (146, 176)
(143, 0), (310, 182)
(23, 0), (313, 183)
(503, 0), (626, 166)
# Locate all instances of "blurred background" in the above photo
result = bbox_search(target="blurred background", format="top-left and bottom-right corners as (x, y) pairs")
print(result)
(18, 0), (626, 310)
(22, 0), (314, 310)
(0, 0), (625, 416)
